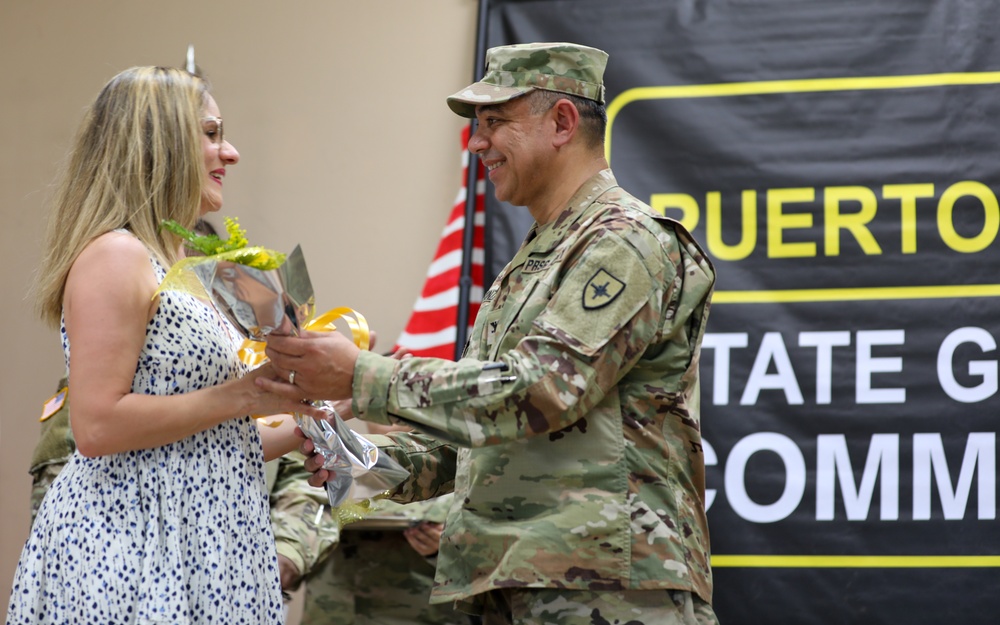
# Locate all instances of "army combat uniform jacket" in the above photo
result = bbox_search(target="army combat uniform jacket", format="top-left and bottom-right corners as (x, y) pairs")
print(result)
(355, 169), (716, 607)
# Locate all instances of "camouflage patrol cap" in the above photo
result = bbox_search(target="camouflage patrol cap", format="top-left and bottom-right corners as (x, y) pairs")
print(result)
(447, 42), (608, 118)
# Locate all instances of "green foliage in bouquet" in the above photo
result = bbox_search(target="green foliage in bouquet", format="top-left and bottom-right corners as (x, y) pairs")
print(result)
(162, 217), (286, 270)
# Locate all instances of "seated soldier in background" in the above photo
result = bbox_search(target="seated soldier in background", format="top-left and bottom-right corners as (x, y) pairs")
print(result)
(30, 378), (72, 522)
(271, 422), (476, 625)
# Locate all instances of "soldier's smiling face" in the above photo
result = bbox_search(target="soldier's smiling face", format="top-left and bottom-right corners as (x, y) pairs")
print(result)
(470, 94), (552, 210)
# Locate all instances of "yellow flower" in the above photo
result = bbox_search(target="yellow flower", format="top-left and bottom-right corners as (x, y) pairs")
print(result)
(161, 217), (285, 269)
(223, 217), (249, 251)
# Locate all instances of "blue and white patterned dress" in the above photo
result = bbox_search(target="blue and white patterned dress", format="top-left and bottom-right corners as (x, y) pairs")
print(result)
(7, 247), (284, 624)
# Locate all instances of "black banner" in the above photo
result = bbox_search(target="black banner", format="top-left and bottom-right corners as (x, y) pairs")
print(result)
(480, 1), (1000, 622)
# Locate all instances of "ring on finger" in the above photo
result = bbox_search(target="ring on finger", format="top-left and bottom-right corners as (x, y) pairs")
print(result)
(289, 370), (297, 385)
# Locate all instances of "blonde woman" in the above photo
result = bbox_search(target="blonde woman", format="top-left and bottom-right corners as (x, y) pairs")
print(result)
(8, 66), (319, 624)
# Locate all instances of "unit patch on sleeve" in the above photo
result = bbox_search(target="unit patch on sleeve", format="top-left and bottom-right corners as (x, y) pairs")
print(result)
(582, 268), (626, 310)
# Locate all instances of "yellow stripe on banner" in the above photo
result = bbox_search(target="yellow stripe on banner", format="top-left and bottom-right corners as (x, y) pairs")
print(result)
(603, 71), (1000, 303)
(712, 284), (1000, 304)
(605, 71), (1000, 159)
(712, 555), (1000, 568)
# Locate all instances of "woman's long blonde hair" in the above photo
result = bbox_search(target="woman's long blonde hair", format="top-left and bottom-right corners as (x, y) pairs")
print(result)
(35, 66), (209, 327)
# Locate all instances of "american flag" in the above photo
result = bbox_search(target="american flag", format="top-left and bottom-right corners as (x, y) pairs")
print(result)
(393, 125), (485, 359)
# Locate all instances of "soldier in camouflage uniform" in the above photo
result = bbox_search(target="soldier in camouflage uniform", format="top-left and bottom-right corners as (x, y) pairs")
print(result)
(262, 42), (718, 625)
(29, 379), (73, 522)
(271, 426), (472, 625)
(269, 452), (336, 593)
(300, 497), (464, 625)
(272, 469), (468, 624)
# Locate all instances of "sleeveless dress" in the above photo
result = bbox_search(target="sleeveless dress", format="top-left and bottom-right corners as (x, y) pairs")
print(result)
(7, 246), (284, 624)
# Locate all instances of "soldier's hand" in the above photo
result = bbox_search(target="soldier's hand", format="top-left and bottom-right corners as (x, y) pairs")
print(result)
(277, 554), (301, 591)
(257, 331), (359, 401)
(298, 436), (335, 488)
(404, 521), (444, 557)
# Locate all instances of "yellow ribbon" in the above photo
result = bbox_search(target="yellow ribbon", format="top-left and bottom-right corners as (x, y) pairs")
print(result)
(238, 306), (370, 367)
(242, 307), (369, 427)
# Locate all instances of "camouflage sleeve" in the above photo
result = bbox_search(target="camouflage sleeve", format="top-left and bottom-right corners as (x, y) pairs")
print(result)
(366, 431), (459, 503)
(269, 453), (341, 576)
(354, 227), (673, 447)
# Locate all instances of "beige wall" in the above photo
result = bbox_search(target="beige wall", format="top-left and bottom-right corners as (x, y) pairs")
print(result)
(0, 0), (478, 616)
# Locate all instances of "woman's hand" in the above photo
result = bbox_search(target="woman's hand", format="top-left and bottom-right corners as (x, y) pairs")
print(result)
(238, 362), (326, 420)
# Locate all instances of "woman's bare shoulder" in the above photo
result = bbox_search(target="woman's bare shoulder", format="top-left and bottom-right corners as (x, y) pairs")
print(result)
(69, 231), (156, 291)
(80, 230), (148, 260)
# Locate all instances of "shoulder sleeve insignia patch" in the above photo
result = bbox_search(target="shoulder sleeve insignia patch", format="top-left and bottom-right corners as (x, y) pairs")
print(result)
(582, 268), (626, 310)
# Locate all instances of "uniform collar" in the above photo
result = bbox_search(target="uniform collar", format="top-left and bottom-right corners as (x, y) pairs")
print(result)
(527, 169), (618, 253)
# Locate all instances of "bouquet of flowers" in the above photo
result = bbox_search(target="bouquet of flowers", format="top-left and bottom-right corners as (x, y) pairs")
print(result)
(158, 217), (409, 509)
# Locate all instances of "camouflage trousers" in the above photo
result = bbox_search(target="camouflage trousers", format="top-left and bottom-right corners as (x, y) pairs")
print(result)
(476, 587), (718, 625)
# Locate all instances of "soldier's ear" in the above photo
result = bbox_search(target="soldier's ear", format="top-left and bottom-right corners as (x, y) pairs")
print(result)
(550, 98), (580, 148)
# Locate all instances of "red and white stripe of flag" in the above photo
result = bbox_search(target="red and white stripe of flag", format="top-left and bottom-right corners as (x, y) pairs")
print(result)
(394, 125), (485, 359)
